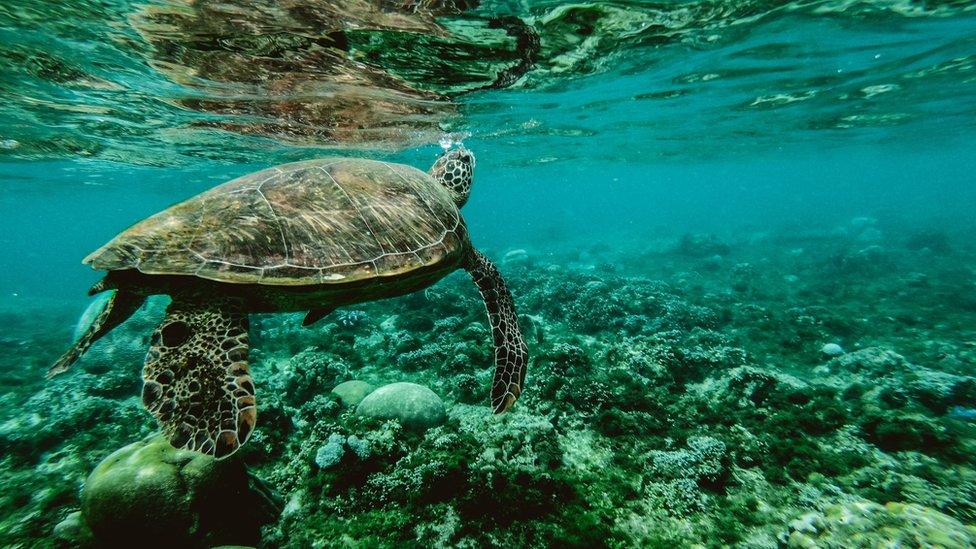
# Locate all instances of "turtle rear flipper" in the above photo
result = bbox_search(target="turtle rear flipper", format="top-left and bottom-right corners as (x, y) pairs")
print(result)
(142, 295), (255, 459)
(48, 289), (145, 379)
(464, 250), (528, 413)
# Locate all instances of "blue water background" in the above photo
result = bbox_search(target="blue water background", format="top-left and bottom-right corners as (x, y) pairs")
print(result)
(3, 143), (975, 309)
(0, 2), (975, 312)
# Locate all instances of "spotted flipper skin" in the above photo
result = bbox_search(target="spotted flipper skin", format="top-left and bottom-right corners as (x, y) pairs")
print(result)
(47, 289), (145, 379)
(141, 295), (255, 459)
(465, 249), (528, 413)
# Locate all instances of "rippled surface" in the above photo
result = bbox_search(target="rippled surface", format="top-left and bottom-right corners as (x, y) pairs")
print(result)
(1, 0), (974, 165)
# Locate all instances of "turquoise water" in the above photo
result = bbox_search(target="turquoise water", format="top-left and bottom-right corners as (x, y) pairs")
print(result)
(2, 0), (976, 546)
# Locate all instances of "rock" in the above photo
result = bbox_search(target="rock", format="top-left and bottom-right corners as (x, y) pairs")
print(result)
(785, 500), (976, 548)
(829, 347), (908, 375)
(503, 248), (529, 264)
(356, 382), (447, 431)
(53, 511), (93, 544)
(904, 272), (929, 287)
(649, 436), (726, 483)
(821, 343), (844, 357)
(847, 245), (888, 270)
(331, 380), (375, 408)
(700, 254), (723, 271)
(81, 435), (279, 548)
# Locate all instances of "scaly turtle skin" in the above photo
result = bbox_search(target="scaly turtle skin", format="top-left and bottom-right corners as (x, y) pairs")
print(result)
(50, 148), (528, 459)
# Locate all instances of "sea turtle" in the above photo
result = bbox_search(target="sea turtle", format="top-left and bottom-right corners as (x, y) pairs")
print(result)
(49, 147), (527, 459)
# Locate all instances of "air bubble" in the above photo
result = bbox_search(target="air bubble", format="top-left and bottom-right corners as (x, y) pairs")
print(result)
(438, 131), (472, 151)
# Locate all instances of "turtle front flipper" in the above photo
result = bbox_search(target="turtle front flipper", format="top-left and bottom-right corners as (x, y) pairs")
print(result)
(464, 249), (528, 413)
(142, 295), (255, 459)
(48, 289), (145, 379)
(303, 306), (336, 327)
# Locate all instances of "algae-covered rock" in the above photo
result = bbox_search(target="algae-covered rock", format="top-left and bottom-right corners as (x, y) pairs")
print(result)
(356, 382), (446, 431)
(331, 380), (375, 408)
(786, 500), (976, 548)
(81, 435), (279, 548)
(649, 436), (726, 484)
(820, 343), (844, 357)
(52, 511), (93, 544)
(828, 347), (910, 375)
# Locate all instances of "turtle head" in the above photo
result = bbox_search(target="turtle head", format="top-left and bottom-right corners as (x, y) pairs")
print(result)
(429, 146), (475, 208)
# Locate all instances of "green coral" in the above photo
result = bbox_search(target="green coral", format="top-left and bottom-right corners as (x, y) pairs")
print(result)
(81, 435), (279, 547)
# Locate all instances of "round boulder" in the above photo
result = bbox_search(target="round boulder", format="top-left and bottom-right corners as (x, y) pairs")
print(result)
(356, 382), (447, 431)
(81, 435), (279, 548)
(53, 511), (93, 545)
(821, 343), (845, 357)
(331, 380), (375, 408)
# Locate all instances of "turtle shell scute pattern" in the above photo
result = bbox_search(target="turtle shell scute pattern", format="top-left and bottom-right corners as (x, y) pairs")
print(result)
(85, 158), (466, 285)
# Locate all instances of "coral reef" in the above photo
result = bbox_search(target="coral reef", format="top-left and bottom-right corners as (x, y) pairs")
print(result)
(1, 220), (974, 546)
(331, 380), (375, 408)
